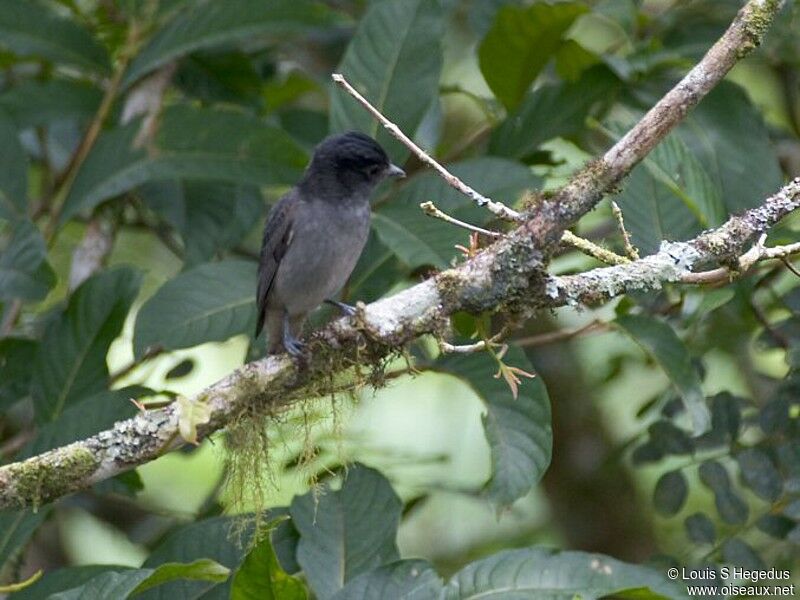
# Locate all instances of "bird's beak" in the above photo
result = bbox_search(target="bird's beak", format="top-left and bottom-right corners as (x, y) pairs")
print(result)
(386, 164), (406, 178)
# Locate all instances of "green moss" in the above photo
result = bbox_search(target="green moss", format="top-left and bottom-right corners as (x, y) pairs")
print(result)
(8, 446), (97, 509)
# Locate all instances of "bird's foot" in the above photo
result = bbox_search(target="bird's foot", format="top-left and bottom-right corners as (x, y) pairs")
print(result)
(283, 317), (306, 357)
(325, 299), (357, 317)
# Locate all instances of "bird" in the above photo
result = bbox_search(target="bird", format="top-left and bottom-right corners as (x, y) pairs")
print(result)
(255, 131), (405, 356)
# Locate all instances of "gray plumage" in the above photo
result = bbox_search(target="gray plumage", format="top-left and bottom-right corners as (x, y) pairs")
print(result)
(256, 131), (405, 355)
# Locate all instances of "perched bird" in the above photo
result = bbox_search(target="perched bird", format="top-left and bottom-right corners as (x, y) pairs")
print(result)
(256, 131), (405, 355)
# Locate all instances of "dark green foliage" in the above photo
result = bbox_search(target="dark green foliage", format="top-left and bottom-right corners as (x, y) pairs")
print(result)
(1, 0), (798, 595)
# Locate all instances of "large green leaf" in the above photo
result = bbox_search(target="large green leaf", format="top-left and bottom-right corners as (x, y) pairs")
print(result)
(181, 182), (264, 267)
(678, 82), (782, 215)
(478, 2), (588, 110)
(31, 267), (141, 423)
(11, 566), (128, 600)
(0, 108), (28, 221)
(140, 516), (253, 600)
(373, 158), (538, 269)
(0, 0), (110, 73)
(61, 105), (307, 223)
(133, 260), (257, 358)
(489, 67), (618, 160)
(230, 526), (306, 600)
(330, 560), (443, 600)
(290, 464), (402, 600)
(329, 0), (444, 162)
(124, 0), (340, 86)
(613, 132), (724, 255)
(616, 315), (710, 435)
(442, 547), (684, 599)
(0, 220), (55, 302)
(436, 346), (552, 509)
(0, 79), (101, 128)
(47, 560), (229, 600)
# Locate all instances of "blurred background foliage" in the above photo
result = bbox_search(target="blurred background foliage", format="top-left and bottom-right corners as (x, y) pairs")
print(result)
(0, 0), (799, 597)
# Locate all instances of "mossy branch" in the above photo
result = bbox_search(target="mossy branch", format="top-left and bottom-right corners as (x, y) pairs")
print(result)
(0, 0), (785, 510)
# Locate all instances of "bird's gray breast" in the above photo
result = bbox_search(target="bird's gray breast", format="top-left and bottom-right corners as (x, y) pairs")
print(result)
(273, 199), (370, 315)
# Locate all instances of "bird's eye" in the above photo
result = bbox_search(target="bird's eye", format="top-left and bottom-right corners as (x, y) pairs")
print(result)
(367, 165), (382, 177)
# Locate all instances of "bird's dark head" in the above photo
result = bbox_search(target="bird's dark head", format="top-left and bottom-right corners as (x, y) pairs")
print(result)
(301, 131), (405, 198)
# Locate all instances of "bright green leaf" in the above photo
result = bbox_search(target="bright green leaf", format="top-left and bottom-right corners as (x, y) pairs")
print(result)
(31, 267), (141, 423)
(616, 315), (710, 435)
(436, 346), (552, 509)
(290, 464), (402, 599)
(478, 2), (588, 109)
(133, 260), (257, 358)
(330, 0), (444, 162)
(61, 105), (307, 223)
(131, 559), (231, 595)
(230, 527), (306, 600)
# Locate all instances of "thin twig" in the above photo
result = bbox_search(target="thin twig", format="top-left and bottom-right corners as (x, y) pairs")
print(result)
(681, 237), (800, 285)
(513, 320), (610, 348)
(439, 324), (512, 354)
(109, 345), (165, 384)
(332, 73), (523, 222)
(561, 230), (630, 265)
(420, 201), (504, 238)
(782, 257), (800, 278)
(611, 201), (639, 260)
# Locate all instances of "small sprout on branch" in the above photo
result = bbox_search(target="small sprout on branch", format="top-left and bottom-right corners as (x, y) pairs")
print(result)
(611, 200), (640, 260)
(491, 345), (536, 400)
(176, 395), (212, 446)
(455, 232), (482, 259)
(561, 230), (630, 266)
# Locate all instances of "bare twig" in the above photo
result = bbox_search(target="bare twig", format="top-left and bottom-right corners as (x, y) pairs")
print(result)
(332, 73), (523, 222)
(109, 346), (165, 384)
(420, 201), (504, 239)
(611, 201), (640, 260)
(561, 230), (630, 266)
(513, 320), (610, 348)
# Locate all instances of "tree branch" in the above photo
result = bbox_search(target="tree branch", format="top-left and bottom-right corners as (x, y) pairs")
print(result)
(0, 0), (784, 510)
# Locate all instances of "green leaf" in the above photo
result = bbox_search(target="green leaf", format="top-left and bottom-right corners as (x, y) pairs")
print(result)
(10, 566), (129, 600)
(489, 66), (618, 159)
(230, 528), (306, 600)
(133, 260), (256, 358)
(174, 51), (264, 109)
(678, 82), (782, 216)
(709, 392), (740, 443)
(0, 108), (28, 221)
(699, 461), (749, 525)
(616, 315), (710, 435)
(45, 560), (229, 600)
(613, 133), (723, 255)
(736, 448), (782, 502)
(373, 158), (538, 269)
(141, 516), (253, 600)
(0, 507), (50, 568)
(0, 79), (101, 128)
(648, 420), (693, 456)
(330, 0), (444, 162)
(442, 547), (684, 599)
(0, 337), (37, 411)
(0, 0), (110, 73)
(436, 346), (552, 509)
(0, 220), (55, 302)
(181, 182), (263, 267)
(124, 0), (340, 86)
(653, 470), (687, 516)
(478, 2), (588, 109)
(132, 559), (231, 595)
(756, 514), (795, 539)
(721, 539), (764, 570)
(31, 267), (141, 423)
(330, 560), (443, 600)
(61, 105), (307, 223)
(290, 464), (402, 599)
(684, 513), (715, 544)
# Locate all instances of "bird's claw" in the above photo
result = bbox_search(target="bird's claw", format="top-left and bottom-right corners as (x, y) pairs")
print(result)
(284, 334), (305, 357)
(325, 299), (357, 317)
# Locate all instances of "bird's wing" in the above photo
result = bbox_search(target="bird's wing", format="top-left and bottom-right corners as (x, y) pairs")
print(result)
(255, 193), (296, 336)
